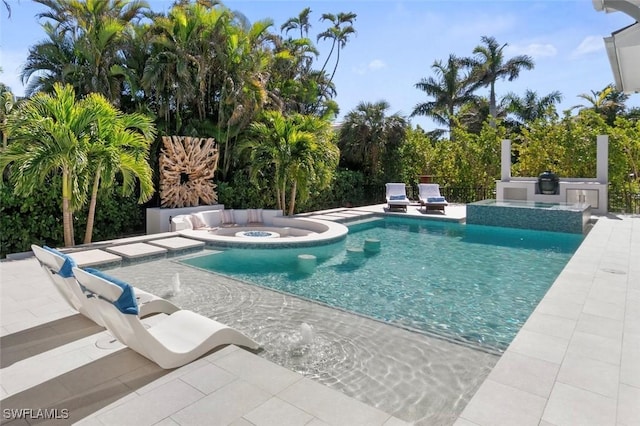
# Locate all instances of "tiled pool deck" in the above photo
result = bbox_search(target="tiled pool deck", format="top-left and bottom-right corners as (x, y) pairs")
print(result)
(1, 203), (638, 425)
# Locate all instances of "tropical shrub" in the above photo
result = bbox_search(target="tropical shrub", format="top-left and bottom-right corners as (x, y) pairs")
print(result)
(1, 177), (145, 258)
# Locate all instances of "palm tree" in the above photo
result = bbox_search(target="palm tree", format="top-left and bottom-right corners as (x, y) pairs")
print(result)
(27, 0), (150, 104)
(469, 36), (534, 126)
(82, 94), (155, 244)
(21, 22), (77, 96)
(0, 83), (95, 247)
(504, 89), (562, 127)
(339, 100), (408, 178)
(241, 111), (338, 215)
(412, 54), (478, 138)
(1, 83), (155, 246)
(317, 12), (357, 84)
(0, 83), (16, 148)
(573, 84), (628, 125)
(281, 7), (312, 38)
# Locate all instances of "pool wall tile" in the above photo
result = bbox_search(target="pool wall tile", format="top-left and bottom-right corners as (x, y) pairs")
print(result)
(466, 200), (590, 233)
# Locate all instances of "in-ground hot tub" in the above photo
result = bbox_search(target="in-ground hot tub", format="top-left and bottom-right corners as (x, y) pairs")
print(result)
(466, 199), (591, 234)
(179, 216), (348, 248)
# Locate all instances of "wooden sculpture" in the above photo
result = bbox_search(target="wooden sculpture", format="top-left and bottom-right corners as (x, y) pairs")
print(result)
(159, 136), (219, 208)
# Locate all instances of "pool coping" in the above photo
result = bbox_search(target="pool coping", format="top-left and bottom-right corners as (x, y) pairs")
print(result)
(456, 213), (639, 426)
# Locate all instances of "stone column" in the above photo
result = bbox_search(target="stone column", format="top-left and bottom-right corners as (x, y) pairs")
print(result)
(597, 135), (608, 184)
(501, 139), (511, 181)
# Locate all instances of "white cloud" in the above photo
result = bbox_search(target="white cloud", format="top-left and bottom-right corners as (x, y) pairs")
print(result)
(506, 43), (557, 59)
(352, 59), (387, 75)
(571, 36), (604, 58)
(368, 59), (386, 70)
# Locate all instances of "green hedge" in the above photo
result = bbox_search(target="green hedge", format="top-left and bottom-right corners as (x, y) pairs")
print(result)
(1, 169), (382, 257)
(1, 177), (145, 258)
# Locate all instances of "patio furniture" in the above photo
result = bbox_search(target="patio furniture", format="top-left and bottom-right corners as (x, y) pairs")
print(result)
(418, 184), (448, 213)
(31, 245), (180, 326)
(385, 183), (411, 212)
(72, 267), (260, 369)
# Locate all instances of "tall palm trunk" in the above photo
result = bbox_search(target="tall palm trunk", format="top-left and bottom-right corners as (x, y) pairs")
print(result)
(84, 168), (101, 244)
(61, 170), (75, 247)
(288, 180), (297, 216)
(281, 181), (287, 215)
(489, 82), (497, 128)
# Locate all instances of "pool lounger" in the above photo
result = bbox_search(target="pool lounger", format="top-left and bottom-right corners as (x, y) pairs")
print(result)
(385, 183), (411, 212)
(73, 267), (260, 369)
(31, 245), (180, 327)
(418, 183), (448, 212)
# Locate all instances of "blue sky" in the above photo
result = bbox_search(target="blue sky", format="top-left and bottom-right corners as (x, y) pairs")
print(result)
(1, 0), (639, 130)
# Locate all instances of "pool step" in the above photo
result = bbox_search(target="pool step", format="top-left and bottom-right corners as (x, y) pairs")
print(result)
(343, 216), (384, 227)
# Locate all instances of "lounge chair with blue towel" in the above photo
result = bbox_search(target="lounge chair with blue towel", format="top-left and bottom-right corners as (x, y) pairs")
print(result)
(72, 267), (260, 369)
(31, 245), (180, 327)
(418, 184), (448, 212)
(385, 183), (411, 212)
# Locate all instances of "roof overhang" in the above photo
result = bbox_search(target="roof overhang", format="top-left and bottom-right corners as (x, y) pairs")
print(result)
(593, 0), (640, 20)
(593, 0), (640, 93)
(603, 23), (640, 93)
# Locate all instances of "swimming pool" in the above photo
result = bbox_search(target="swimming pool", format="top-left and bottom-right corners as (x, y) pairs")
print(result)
(182, 217), (583, 352)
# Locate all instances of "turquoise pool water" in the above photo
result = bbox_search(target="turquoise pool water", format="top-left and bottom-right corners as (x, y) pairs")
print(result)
(182, 217), (583, 351)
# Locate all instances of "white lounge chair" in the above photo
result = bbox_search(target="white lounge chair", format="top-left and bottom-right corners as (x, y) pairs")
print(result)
(31, 245), (180, 326)
(418, 184), (448, 213)
(72, 267), (260, 369)
(385, 183), (411, 212)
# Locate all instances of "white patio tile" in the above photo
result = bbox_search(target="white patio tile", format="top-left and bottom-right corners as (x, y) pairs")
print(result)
(96, 379), (205, 426)
(0, 309), (39, 328)
(152, 417), (180, 426)
(214, 348), (302, 395)
(452, 418), (481, 426)
(170, 379), (270, 426)
(74, 416), (106, 426)
(382, 416), (414, 426)
(132, 358), (209, 395)
(179, 362), (237, 394)
(542, 382), (616, 426)
(556, 353), (619, 399)
(621, 332), (640, 388)
(1, 348), (94, 395)
(566, 331), (622, 365)
(521, 312), (576, 340)
(106, 243), (167, 259)
(582, 299), (625, 321)
(617, 383), (640, 426)
(243, 397), (314, 426)
(487, 351), (560, 398)
(589, 281), (628, 303)
(147, 237), (205, 251)
(228, 418), (256, 426)
(507, 329), (569, 364)
(58, 348), (151, 394)
(625, 299), (640, 335)
(0, 295), (60, 314)
(68, 249), (122, 267)
(458, 379), (546, 426)
(303, 419), (330, 426)
(534, 298), (583, 320)
(277, 378), (392, 426)
(575, 313), (623, 340)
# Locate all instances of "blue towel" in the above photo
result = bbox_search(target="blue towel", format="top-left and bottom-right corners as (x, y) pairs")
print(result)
(427, 197), (446, 203)
(389, 195), (406, 201)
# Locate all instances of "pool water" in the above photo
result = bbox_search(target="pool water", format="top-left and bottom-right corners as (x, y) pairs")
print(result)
(183, 217), (583, 351)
